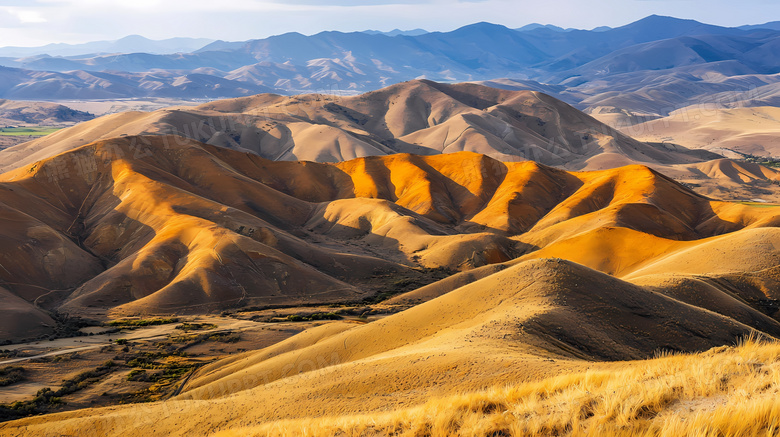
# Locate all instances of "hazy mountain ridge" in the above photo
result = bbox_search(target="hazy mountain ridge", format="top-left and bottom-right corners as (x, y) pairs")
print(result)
(0, 15), (776, 106)
(0, 35), (215, 58)
(362, 28), (429, 36)
(0, 66), (275, 99)
(739, 21), (780, 31)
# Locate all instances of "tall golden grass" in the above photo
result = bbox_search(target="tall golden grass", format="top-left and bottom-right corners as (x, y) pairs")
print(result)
(216, 336), (780, 436)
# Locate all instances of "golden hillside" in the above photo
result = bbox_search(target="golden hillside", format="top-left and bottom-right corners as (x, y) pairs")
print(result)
(3, 259), (779, 436)
(213, 337), (780, 437)
(2, 134), (780, 341)
(2, 132), (780, 435)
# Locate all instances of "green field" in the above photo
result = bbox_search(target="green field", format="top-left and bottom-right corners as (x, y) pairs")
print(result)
(737, 201), (780, 208)
(0, 127), (62, 136)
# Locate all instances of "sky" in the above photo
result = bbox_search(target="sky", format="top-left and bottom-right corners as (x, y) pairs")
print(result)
(0, 0), (778, 47)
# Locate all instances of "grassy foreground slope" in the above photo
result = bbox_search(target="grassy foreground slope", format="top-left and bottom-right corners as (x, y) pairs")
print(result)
(217, 337), (780, 437)
(1, 258), (777, 436)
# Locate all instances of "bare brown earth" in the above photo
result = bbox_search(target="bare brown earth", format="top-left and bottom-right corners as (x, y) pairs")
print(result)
(0, 137), (34, 150)
(0, 315), (314, 420)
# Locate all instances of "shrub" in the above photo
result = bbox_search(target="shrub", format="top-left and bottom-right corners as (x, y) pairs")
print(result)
(127, 369), (148, 382)
(209, 333), (241, 343)
(175, 323), (218, 331)
(0, 367), (25, 387)
(286, 313), (342, 322)
(310, 312), (341, 321)
(108, 318), (179, 328)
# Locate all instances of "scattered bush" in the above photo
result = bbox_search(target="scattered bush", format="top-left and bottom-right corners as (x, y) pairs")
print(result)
(286, 313), (341, 322)
(208, 333), (241, 343)
(0, 359), (117, 422)
(108, 318), (179, 328)
(127, 369), (148, 382)
(310, 312), (341, 321)
(0, 367), (25, 387)
(175, 323), (218, 331)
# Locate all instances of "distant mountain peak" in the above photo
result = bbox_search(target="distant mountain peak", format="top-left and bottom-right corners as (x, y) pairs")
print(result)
(362, 28), (428, 37)
(116, 34), (151, 42)
(739, 21), (780, 31)
(0, 15), (776, 101)
(450, 21), (514, 34)
(516, 23), (569, 32)
(461, 21), (505, 28)
(623, 14), (714, 28)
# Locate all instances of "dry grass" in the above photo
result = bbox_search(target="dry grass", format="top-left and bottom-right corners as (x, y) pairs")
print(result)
(216, 336), (780, 437)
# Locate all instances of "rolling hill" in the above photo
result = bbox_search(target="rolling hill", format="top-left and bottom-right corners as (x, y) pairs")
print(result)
(614, 105), (780, 158)
(0, 100), (93, 126)
(1, 127), (780, 434)
(0, 100), (95, 149)
(2, 13), (780, 437)
(0, 80), (719, 176)
(15, 79), (779, 202)
(1, 133), (779, 342)
(0, 13), (779, 437)
(4, 230), (780, 435)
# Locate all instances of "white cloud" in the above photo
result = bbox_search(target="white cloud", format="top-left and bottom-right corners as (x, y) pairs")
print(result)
(13, 9), (48, 23)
